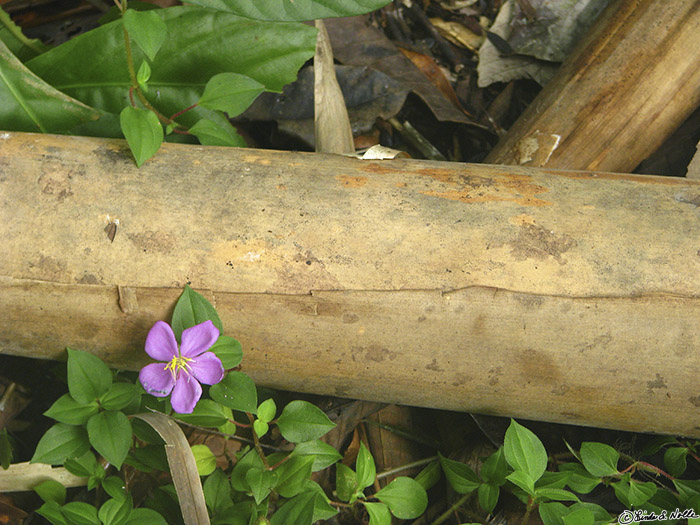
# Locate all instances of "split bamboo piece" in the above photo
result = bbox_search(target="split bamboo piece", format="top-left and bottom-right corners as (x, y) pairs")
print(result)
(2, 132), (700, 436)
(485, 0), (700, 173)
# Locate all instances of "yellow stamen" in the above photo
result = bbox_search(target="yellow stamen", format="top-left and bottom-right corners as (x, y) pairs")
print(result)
(164, 354), (193, 379)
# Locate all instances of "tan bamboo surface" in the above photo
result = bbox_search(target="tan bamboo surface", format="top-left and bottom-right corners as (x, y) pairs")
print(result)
(2, 132), (700, 436)
(485, 0), (700, 173)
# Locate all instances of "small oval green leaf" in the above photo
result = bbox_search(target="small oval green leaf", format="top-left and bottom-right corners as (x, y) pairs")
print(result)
(119, 106), (163, 167)
(276, 400), (335, 443)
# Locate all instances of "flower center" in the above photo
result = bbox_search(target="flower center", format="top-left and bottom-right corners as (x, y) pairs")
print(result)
(164, 354), (193, 379)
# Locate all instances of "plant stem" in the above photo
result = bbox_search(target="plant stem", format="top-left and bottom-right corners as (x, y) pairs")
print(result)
(376, 455), (438, 480)
(171, 103), (198, 120)
(522, 499), (534, 525)
(269, 454), (292, 471)
(247, 412), (270, 469)
(431, 493), (471, 525)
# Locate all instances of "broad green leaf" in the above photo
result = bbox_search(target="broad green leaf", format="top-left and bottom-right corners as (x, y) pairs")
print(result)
(539, 501), (569, 525)
(61, 501), (100, 525)
(64, 451), (101, 480)
(171, 285), (223, 342)
(100, 383), (141, 411)
(664, 446), (688, 477)
(230, 448), (265, 492)
(579, 442), (619, 477)
(123, 9), (167, 61)
(478, 483), (499, 513)
(0, 7), (48, 61)
(0, 39), (99, 134)
(0, 429), (12, 469)
(26, 7), (317, 133)
(257, 398), (276, 423)
(611, 479), (631, 508)
(183, 0), (391, 21)
(275, 455), (314, 498)
(174, 399), (230, 427)
(562, 507), (594, 525)
(537, 471), (571, 490)
(203, 468), (233, 515)
(208, 335), (244, 369)
(37, 501), (68, 525)
(507, 469), (536, 495)
(356, 442), (376, 489)
(98, 496), (133, 525)
(253, 419), (269, 437)
(31, 423), (90, 465)
(414, 461), (441, 491)
(102, 476), (127, 500)
(306, 480), (338, 522)
(627, 479), (657, 506)
(87, 411), (132, 469)
(375, 477), (427, 519)
(119, 106), (163, 167)
(569, 502), (612, 525)
(559, 463), (601, 494)
(198, 72), (264, 117)
(245, 467), (278, 504)
(210, 371), (258, 414)
(674, 479), (700, 504)
(269, 490), (315, 525)
(481, 447), (508, 485)
(189, 119), (247, 147)
(34, 479), (66, 505)
(504, 420), (547, 481)
(67, 348), (113, 404)
(439, 453), (480, 494)
(44, 394), (98, 425)
(276, 400), (335, 443)
(335, 463), (358, 503)
(292, 440), (342, 471)
(535, 488), (580, 502)
(192, 444), (217, 476)
(125, 444), (168, 472)
(364, 501), (391, 525)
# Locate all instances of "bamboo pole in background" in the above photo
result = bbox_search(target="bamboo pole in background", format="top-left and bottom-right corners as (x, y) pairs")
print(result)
(2, 132), (700, 436)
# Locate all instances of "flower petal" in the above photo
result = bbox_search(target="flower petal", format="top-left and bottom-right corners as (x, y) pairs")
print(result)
(145, 321), (179, 361)
(170, 372), (202, 414)
(189, 352), (224, 385)
(180, 320), (219, 358)
(139, 363), (175, 397)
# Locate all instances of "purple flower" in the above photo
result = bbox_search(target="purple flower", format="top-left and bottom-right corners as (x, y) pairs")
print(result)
(139, 320), (224, 414)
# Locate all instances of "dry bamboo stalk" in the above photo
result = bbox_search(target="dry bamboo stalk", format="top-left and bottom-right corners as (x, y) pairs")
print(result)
(485, 0), (700, 173)
(2, 132), (700, 436)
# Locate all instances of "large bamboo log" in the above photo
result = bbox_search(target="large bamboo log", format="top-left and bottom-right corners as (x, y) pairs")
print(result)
(2, 132), (700, 436)
(485, 0), (700, 173)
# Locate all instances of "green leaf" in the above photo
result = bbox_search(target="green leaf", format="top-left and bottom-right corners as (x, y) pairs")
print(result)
(183, 0), (391, 21)
(230, 448), (265, 492)
(189, 119), (247, 148)
(535, 488), (580, 502)
(102, 476), (127, 500)
(34, 479), (66, 505)
(31, 423), (90, 465)
(414, 461), (441, 491)
(123, 9), (167, 61)
(125, 444), (168, 472)
(274, 455), (314, 498)
(198, 72), (264, 117)
(98, 496), (133, 525)
(276, 400), (335, 443)
(537, 471), (572, 490)
(119, 106), (163, 167)
(209, 336), (243, 369)
(292, 440), (342, 471)
(44, 394), (99, 425)
(507, 469), (536, 496)
(439, 453), (480, 494)
(269, 490), (315, 525)
(664, 447), (688, 477)
(611, 479), (631, 508)
(87, 411), (132, 469)
(570, 502), (612, 525)
(192, 444), (217, 476)
(253, 419), (269, 438)
(375, 477), (427, 519)
(627, 479), (657, 506)
(335, 463), (359, 503)
(174, 399), (230, 427)
(0, 429), (12, 469)
(64, 451), (101, 480)
(137, 60), (151, 92)
(539, 501), (569, 525)
(203, 468), (233, 515)
(478, 483), (499, 513)
(61, 501), (100, 525)
(245, 467), (278, 504)
(257, 398), (276, 423)
(356, 442), (376, 489)
(67, 348), (113, 404)
(0, 7), (49, 61)
(364, 501), (391, 525)
(559, 463), (601, 494)
(0, 39), (99, 133)
(306, 480), (338, 522)
(210, 371), (258, 414)
(100, 383), (141, 411)
(37, 501), (68, 525)
(171, 285), (223, 342)
(481, 446), (509, 485)
(504, 419), (547, 481)
(579, 442), (619, 477)
(674, 479), (700, 504)
(562, 507), (595, 525)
